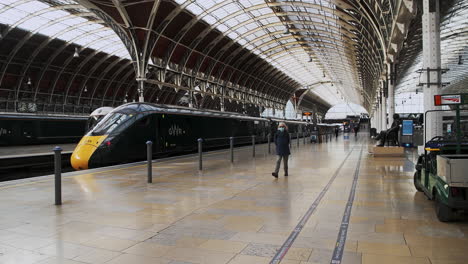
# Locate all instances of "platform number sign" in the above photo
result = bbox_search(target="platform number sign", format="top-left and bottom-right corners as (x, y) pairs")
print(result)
(434, 94), (468, 106)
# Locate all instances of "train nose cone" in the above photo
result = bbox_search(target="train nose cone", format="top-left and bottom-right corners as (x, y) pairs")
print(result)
(71, 135), (107, 170)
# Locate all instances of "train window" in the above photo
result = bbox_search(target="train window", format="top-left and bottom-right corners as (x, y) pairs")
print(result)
(137, 116), (151, 126)
(91, 112), (133, 135)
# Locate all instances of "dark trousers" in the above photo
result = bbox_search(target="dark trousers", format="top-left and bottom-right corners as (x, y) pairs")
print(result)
(274, 155), (289, 174)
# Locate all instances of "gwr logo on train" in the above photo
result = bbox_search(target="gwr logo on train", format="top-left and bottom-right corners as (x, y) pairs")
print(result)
(0, 128), (9, 136)
(168, 124), (184, 136)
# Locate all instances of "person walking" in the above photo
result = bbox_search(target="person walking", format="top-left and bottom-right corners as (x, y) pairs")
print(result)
(272, 122), (290, 178)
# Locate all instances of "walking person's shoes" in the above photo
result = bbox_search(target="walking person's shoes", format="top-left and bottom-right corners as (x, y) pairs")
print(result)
(271, 172), (278, 178)
(284, 172), (288, 176)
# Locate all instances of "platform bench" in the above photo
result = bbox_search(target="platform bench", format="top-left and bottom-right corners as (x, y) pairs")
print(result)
(371, 146), (405, 157)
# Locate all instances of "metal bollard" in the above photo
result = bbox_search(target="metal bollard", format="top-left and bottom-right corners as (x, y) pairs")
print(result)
(230, 137), (234, 163)
(267, 133), (271, 154)
(54, 146), (62, 205)
(146, 141), (152, 183)
(252, 135), (255, 157)
(198, 138), (203, 170)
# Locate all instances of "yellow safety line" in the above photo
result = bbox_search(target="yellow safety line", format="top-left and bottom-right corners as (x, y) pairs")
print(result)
(0, 149), (231, 190)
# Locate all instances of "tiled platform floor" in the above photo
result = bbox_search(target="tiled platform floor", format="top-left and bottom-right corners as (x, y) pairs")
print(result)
(1, 134), (467, 264)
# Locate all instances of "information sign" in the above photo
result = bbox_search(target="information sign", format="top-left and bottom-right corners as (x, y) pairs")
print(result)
(402, 120), (414, 136)
(434, 94), (468, 106)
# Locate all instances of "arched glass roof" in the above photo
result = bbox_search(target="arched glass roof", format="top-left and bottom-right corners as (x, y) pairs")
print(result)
(395, 0), (468, 95)
(325, 102), (367, 119)
(0, 0), (130, 59)
(174, 0), (361, 106)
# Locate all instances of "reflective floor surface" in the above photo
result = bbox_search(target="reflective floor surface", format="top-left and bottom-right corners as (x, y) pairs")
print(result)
(0, 134), (467, 264)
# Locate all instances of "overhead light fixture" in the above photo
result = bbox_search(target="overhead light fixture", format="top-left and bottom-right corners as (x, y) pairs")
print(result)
(458, 55), (463, 65)
(73, 47), (79, 58)
(27, 77), (32, 85)
(84, 86), (88, 93)
(283, 26), (290, 34)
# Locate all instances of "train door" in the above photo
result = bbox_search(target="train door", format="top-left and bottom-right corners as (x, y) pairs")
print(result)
(127, 114), (154, 159)
(22, 120), (35, 144)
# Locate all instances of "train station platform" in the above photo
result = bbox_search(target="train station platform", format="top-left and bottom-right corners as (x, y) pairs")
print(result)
(0, 144), (76, 158)
(0, 134), (467, 264)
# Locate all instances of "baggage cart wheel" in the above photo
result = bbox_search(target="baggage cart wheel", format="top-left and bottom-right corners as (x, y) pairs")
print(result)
(413, 171), (423, 192)
(435, 193), (455, 222)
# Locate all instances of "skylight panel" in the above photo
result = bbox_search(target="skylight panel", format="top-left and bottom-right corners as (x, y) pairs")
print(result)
(42, 10), (69, 19)
(79, 23), (102, 32)
(37, 22), (68, 35)
(0, 8), (29, 24)
(15, 2), (49, 13)
(18, 16), (50, 31)
(227, 31), (239, 39)
(218, 23), (229, 32)
(212, 8), (228, 18)
(59, 28), (85, 41)
(73, 33), (101, 46)
(204, 14), (217, 25)
(186, 3), (203, 15)
(62, 16), (86, 26)
(224, 18), (239, 27)
(1, 0), (17, 5)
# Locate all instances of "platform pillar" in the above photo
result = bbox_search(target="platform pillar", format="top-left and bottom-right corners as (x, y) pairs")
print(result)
(422, 0), (443, 142)
(381, 89), (387, 130)
(388, 63), (395, 127)
(376, 102), (381, 132)
(137, 79), (145, 102)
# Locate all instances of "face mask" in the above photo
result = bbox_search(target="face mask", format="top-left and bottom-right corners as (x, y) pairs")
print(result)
(278, 127), (285, 132)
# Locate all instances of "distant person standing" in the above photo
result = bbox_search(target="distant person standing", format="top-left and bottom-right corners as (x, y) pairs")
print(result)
(335, 127), (339, 138)
(354, 124), (359, 137)
(272, 122), (290, 178)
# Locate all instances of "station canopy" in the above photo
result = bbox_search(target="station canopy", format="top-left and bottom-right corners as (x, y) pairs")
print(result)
(0, 0), (466, 116)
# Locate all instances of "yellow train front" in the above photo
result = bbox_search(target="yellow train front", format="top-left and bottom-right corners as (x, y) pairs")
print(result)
(71, 104), (150, 170)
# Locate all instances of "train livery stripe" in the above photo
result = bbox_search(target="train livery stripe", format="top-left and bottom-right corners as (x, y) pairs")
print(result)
(269, 148), (355, 264)
(330, 147), (363, 264)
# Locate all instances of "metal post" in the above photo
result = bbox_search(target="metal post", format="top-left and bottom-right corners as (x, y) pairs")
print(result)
(230, 137), (234, 163)
(252, 135), (255, 157)
(297, 132), (299, 147)
(267, 133), (271, 154)
(198, 138), (203, 170)
(456, 105), (461, 154)
(146, 141), (152, 183)
(54, 146), (62, 205)
(303, 132), (306, 145)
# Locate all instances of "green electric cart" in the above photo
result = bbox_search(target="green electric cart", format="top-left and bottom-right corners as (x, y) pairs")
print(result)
(414, 94), (468, 222)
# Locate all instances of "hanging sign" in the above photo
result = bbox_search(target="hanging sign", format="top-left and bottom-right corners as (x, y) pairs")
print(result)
(434, 94), (468, 106)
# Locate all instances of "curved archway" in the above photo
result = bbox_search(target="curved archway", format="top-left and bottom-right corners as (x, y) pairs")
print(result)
(325, 103), (368, 120)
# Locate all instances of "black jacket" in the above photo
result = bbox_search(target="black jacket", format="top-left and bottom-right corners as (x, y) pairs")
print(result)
(274, 130), (291, 156)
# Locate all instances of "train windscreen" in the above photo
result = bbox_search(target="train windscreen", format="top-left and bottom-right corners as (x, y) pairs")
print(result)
(90, 112), (134, 136)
